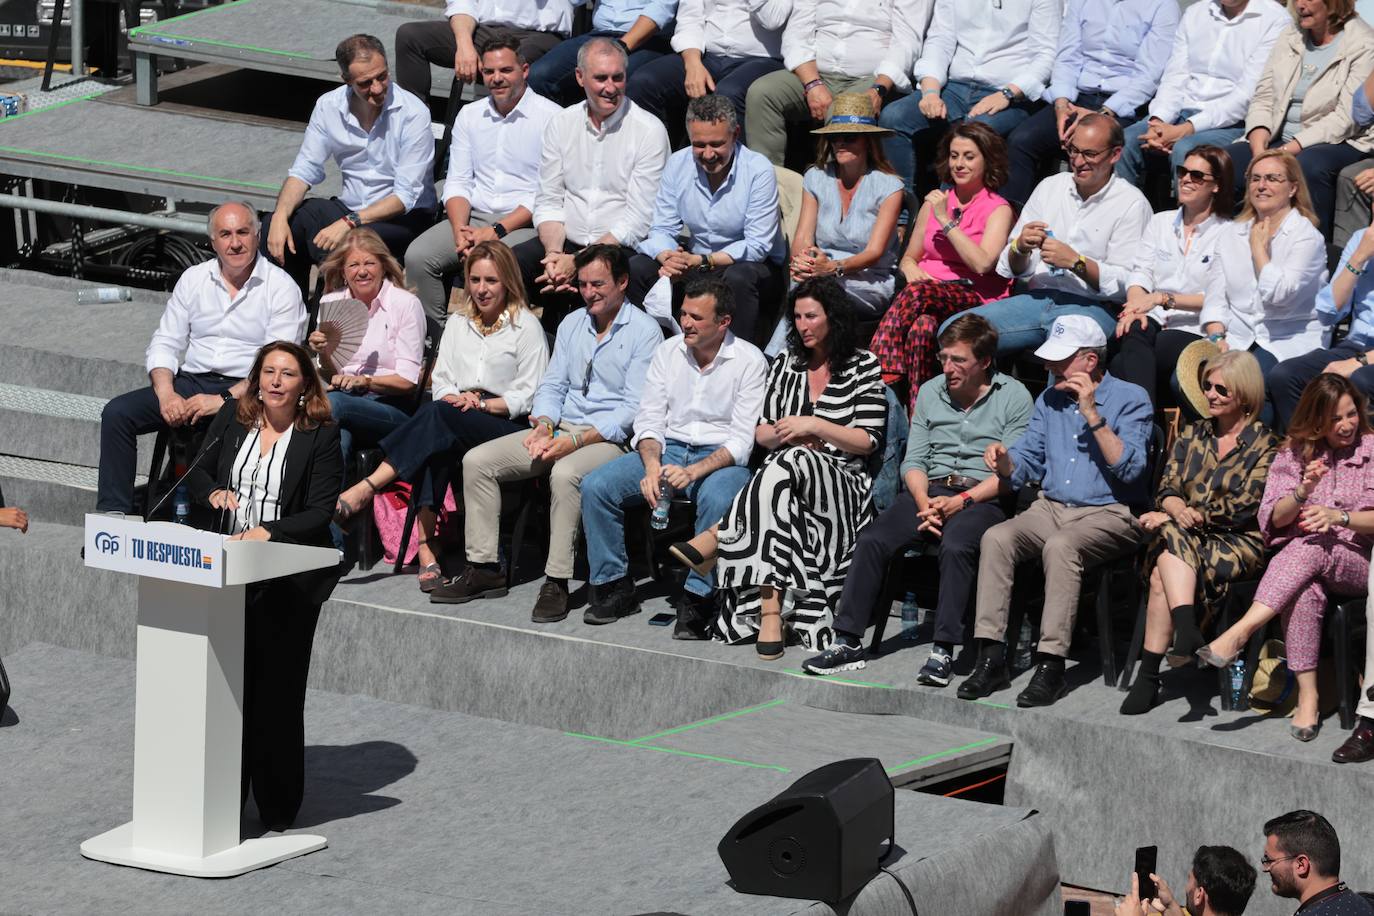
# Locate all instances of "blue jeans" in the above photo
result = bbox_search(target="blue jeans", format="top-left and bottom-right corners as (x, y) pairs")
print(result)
(942, 289), (1119, 357)
(581, 441), (751, 596)
(879, 79), (1038, 194)
(328, 390), (411, 466)
(1115, 113), (1243, 189)
(527, 31), (672, 106)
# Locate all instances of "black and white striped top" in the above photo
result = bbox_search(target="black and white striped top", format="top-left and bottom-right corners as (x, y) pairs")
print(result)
(762, 350), (887, 476)
(228, 424), (293, 533)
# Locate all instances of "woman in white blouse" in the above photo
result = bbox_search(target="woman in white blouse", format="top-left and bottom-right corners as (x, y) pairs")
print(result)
(1110, 146), (1234, 407)
(332, 241), (550, 590)
(1200, 149), (1329, 422)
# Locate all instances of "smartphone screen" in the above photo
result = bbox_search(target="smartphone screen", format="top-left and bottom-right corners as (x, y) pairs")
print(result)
(648, 612), (676, 626)
(1063, 902), (1091, 916)
(1134, 845), (1158, 901)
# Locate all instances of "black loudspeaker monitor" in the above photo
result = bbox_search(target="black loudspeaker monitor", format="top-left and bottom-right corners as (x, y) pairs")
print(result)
(717, 758), (894, 903)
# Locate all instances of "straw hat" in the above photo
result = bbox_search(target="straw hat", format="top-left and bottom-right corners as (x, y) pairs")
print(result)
(811, 93), (893, 135)
(1176, 338), (1222, 418)
(1248, 640), (1298, 717)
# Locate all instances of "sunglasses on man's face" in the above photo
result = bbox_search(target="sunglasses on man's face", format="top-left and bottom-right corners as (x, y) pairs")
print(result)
(1174, 165), (1215, 184)
(1203, 380), (1230, 398)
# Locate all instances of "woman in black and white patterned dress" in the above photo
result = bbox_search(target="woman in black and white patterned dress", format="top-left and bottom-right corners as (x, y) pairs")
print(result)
(670, 278), (887, 657)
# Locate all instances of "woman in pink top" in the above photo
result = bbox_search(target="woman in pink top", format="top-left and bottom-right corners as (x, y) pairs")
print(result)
(870, 123), (1014, 413)
(308, 228), (426, 466)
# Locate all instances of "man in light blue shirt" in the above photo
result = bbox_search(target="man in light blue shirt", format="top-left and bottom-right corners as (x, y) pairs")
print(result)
(528, 0), (678, 104)
(1334, 79), (1374, 249)
(1002, 0), (1179, 209)
(438, 245), (663, 623)
(627, 93), (785, 342)
(264, 35), (437, 296)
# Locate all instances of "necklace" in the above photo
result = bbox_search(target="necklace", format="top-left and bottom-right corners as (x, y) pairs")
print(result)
(470, 308), (507, 337)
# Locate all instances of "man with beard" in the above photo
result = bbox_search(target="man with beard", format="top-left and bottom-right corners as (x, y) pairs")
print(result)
(1261, 811), (1373, 915)
(1114, 845), (1256, 915)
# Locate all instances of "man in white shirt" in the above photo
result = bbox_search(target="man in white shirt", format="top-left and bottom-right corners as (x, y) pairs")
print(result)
(742, 0), (929, 166)
(1114, 0), (1289, 191)
(625, 0), (791, 133)
(878, 0), (1060, 194)
(98, 202), (308, 514)
(393, 0), (571, 106)
(947, 114), (1153, 356)
(264, 35), (438, 297)
(403, 35), (561, 334)
(513, 36), (671, 323)
(579, 278), (767, 632)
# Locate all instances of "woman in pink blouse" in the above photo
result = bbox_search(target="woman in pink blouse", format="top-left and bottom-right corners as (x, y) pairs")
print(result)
(308, 228), (426, 465)
(1199, 374), (1374, 741)
(870, 122), (1014, 413)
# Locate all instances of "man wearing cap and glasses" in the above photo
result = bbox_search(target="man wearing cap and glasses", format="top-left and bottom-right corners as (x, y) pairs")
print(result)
(1260, 810), (1372, 914)
(956, 314), (1152, 707)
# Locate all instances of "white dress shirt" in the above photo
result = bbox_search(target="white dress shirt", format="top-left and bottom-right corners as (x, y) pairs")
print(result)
(997, 172), (1153, 302)
(288, 84), (437, 213)
(430, 307), (551, 418)
(1127, 210), (1226, 334)
(631, 332), (768, 466)
(145, 256), (308, 378)
(228, 424), (292, 534)
(914, 0), (1060, 101)
(534, 99), (670, 248)
(443, 88), (562, 214)
(781, 0), (932, 90)
(444, 0), (574, 34)
(671, 0), (793, 59)
(1200, 209), (1329, 359)
(1148, 0), (1290, 133)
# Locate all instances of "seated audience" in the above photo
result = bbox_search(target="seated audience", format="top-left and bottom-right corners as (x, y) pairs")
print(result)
(877, 0), (1060, 194)
(670, 278), (886, 657)
(625, 0), (789, 131)
(1226, 0), (1374, 237)
(1109, 145), (1234, 408)
(1002, 0), (1180, 209)
(1119, 351), (1277, 716)
(580, 279), (767, 631)
(393, 0), (571, 106)
(0, 506), (28, 533)
(308, 229), (424, 468)
(331, 241), (549, 591)
(953, 114), (1152, 357)
(871, 123), (1013, 413)
(802, 315), (1032, 683)
(1268, 208), (1374, 430)
(742, 0), (926, 166)
(515, 37), (670, 321)
(1199, 374), (1374, 741)
(1260, 810), (1372, 913)
(628, 93), (785, 342)
(98, 202), (307, 514)
(957, 315), (1152, 707)
(264, 35), (437, 296)
(432, 245), (661, 622)
(1199, 150), (1328, 411)
(527, 0), (677, 105)
(404, 36), (560, 333)
(1113, 845), (1257, 916)
(1114, 0), (1289, 192)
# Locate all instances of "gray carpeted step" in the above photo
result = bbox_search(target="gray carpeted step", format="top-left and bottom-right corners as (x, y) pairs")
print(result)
(0, 454), (144, 527)
(0, 382), (152, 469)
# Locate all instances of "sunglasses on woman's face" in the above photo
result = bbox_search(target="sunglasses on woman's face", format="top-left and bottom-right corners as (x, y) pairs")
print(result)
(1203, 380), (1230, 398)
(1174, 165), (1214, 184)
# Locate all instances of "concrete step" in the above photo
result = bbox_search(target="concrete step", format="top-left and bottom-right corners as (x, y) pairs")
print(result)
(0, 382), (153, 470)
(0, 454), (145, 527)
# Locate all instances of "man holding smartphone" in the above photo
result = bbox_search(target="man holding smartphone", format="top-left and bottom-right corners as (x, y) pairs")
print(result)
(1113, 844), (1256, 916)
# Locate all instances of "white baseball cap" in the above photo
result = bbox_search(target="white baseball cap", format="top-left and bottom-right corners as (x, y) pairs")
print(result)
(1034, 315), (1108, 361)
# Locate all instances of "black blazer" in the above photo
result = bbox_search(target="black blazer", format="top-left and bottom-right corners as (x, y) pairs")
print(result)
(187, 400), (344, 606)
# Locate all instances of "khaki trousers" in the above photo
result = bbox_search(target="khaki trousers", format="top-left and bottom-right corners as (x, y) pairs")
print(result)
(462, 422), (625, 579)
(744, 70), (877, 166)
(974, 495), (1142, 658)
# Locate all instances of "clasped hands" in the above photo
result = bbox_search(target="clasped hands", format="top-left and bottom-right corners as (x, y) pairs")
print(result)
(157, 390), (223, 428)
(537, 251), (578, 294)
(916, 494), (968, 538)
(442, 391), (484, 412)
(1292, 458), (1345, 533)
(657, 247), (705, 280)
(790, 246), (839, 282)
(1015, 222), (1081, 271)
(523, 419), (578, 462)
(1139, 118), (1192, 154)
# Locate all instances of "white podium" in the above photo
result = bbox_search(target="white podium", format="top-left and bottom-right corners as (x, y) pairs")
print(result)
(81, 513), (339, 877)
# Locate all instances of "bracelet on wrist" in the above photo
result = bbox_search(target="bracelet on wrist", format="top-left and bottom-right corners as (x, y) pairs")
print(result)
(1342, 510), (1352, 527)
(571, 432), (581, 450)
(1293, 488), (1309, 504)
(803, 78), (825, 93)
(941, 218), (959, 236)
(921, 87), (938, 96)
(1347, 260), (1368, 278)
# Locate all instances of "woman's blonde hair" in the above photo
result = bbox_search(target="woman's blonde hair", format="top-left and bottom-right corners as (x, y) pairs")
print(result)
(1238, 149), (1319, 227)
(463, 240), (531, 321)
(1199, 350), (1266, 424)
(320, 227), (407, 293)
(1290, 0), (1355, 31)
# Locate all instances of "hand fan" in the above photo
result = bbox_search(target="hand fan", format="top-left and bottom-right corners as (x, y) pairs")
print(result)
(316, 297), (370, 370)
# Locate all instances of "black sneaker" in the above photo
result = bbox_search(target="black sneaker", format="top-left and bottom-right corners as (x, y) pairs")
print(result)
(802, 641), (867, 675)
(584, 578), (641, 625)
(957, 659), (1011, 700)
(429, 565), (508, 604)
(1016, 662), (1068, 708)
(531, 579), (570, 623)
(673, 592), (717, 640)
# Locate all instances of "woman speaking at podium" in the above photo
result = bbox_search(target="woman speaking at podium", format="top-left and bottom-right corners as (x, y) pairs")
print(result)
(187, 340), (343, 831)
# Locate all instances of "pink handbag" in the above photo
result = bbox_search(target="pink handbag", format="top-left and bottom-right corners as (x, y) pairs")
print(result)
(373, 481), (458, 566)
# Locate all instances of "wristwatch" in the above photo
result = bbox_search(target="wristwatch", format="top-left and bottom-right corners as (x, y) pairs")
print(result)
(1357, 351), (1369, 366)
(960, 493), (974, 510)
(999, 87), (1016, 102)
(1087, 417), (1108, 432)
(343, 211), (363, 228)
(478, 398), (488, 413)
(1071, 255), (1088, 276)
(492, 223), (508, 239)
(1164, 293), (1177, 310)
(221, 391), (232, 402)
(870, 82), (891, 102)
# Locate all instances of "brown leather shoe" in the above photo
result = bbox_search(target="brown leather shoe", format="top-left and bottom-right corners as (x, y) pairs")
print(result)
(430, 566), (508, 604)
(1332, 721), (1374, 764)
(531, 579), (570, 623)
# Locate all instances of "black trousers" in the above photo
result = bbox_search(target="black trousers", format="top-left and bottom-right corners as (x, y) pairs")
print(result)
(97, 371), (237, 513)
(512, 237), (642, 332)
(379, 398), (524, 508)
(260, 198), (437, 297)
(242, 583), (323, 830)
(1269, 340), (1374, 432)
(1002, 91), (1142, 210)
(1107, 319), (1200, 409)
(393, 20), (564, 103)
(626, 254), (784, 344)
(833, 485), (1010, 647)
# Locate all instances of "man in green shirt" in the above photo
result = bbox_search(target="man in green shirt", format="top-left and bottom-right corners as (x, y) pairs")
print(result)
(803, 314), (1032, 682)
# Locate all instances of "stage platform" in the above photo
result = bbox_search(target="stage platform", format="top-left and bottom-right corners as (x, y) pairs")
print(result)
(0, 643), (1059, 915)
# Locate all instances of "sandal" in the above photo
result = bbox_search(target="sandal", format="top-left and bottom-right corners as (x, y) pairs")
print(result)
(332, 477), (379, 529)
(756, 611), (784, 661)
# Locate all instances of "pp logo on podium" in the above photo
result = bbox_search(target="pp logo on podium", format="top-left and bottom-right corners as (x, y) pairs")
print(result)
(94, 531), (121, 555)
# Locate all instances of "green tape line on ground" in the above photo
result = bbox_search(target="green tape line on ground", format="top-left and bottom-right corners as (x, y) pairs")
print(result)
(0, 92), (103, 123)
(974, 699), (1014, 710)
(131, 31), (319, 60)
(565, 732), (790, 773)
(628, 698), (785, 745)
(782, 668), (898, 689)
(0, 145), (277, 190)
(884, 737), (1003, 776)
(129, 0), (261, 38)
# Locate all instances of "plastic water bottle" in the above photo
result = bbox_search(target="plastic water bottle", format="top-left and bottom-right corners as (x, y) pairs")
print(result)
(650, 478), (672, 530)
(173, 484), (190, 525)
(76, 286), (134, 305)
(900, 591), (921, 640)
(1229, 659), (1247, 707)
(1044, 229), (1065, 276)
